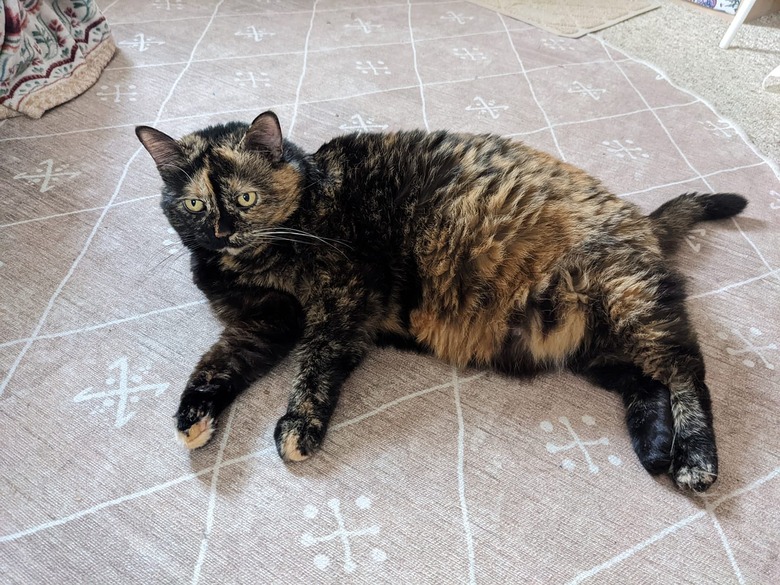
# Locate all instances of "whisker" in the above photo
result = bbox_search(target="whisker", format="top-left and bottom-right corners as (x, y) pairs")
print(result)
(140, 228), (197, 278)
(254, 228), (352, 255)
(250, 231), (350, 259)
(276, 227), (352, 247)
(143, 242), (191, 277)
(144, 250), (187, 278)
(253, 235), (320, 247)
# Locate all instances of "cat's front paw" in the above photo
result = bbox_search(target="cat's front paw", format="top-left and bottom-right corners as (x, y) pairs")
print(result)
(174, 391), (216, 450)
(671, 436), (718, 492)
(274, 413), (324, 462)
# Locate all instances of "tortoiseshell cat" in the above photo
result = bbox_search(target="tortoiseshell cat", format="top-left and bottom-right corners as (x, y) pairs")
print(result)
(137, 111), (746, 492)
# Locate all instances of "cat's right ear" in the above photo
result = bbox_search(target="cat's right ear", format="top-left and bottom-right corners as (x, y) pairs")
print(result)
(135, 126), (185, 172)
(243, 111), (283, 163)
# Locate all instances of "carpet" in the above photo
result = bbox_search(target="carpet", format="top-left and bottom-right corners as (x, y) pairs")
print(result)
(597, 0), (780, 165)
(468, 0), (660, 37)
(1, 1), (779, 583)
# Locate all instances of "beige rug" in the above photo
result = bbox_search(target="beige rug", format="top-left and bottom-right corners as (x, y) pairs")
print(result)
(469, 0), (660, 37)
(1, 1), (778, 583)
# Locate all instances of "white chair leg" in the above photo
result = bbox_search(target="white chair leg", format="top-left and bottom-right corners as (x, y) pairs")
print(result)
(763, 64), (780, 92)
(719, 0), (759, 49)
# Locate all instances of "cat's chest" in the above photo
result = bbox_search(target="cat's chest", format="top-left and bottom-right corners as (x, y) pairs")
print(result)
(192, 251), (300, 303)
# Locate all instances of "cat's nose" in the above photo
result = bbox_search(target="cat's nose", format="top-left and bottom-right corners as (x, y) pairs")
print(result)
(214, 217), (234, 238)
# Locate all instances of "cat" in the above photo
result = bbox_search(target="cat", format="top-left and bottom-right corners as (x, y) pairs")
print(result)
(136, 111), (747, 492)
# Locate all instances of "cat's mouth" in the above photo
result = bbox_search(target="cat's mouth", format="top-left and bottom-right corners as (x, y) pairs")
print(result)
(200, 239), (231, 252)
(203, 234), (243, 253)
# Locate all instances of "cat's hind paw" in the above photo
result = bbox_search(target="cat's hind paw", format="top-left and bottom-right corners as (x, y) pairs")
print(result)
(673, 461), (718, 492)
(274, 413), (324, 462)
(176, 416), (215, 450)
(672, 439), (718, 492)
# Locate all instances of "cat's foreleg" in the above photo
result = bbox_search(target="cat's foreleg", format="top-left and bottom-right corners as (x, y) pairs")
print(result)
(274, 313), (372, 462)
(175, 301), (303, 449)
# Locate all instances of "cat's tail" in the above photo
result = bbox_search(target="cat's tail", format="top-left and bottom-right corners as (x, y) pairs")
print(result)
(649, 192), (747, 255)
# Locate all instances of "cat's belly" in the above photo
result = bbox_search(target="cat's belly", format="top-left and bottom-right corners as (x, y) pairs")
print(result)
(408, 274), (590, 369)
(504, 294), (589, 370)
(409, 302), (511, 368)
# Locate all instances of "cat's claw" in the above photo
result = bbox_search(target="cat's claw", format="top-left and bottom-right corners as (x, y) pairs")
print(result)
(176, 416), (215, 450)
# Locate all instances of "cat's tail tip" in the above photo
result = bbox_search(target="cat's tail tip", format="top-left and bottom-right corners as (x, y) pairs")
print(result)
(699, 192), (748, 220)
(649, 192), (748, 255)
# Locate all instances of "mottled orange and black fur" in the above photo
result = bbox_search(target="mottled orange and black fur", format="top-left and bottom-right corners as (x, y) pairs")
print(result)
(136, 112), (746, 492)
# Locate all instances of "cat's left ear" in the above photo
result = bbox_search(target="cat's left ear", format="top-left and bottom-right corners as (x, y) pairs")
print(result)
(135, 126), (185, 172)
(244, 111), (283, 163)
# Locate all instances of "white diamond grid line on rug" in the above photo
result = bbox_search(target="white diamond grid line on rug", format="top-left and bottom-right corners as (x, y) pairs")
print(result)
(0, 2), (777, 576)
(0, 193), (159, 229)
(708, 508), (746, 585)
(286, 0), (319, 139)
(498, 12), (564, 162)
(408, 0), (430, 132)
(564, 467), (780, 585)
(452, 368), (477, 585)
(191, 403), (238, 585)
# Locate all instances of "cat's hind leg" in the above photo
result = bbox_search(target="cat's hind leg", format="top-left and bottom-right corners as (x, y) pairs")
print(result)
(581, 362), (673, 475)
(601, 267), (718, 492)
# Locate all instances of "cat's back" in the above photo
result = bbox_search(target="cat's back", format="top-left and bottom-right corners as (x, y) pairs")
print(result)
(413, 132), (640, 290)
(315, 129), (627, 239)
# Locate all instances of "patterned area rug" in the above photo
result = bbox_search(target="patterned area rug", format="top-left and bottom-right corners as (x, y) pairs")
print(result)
(1, 1), (778, 583)
(468, 0), (660, 38)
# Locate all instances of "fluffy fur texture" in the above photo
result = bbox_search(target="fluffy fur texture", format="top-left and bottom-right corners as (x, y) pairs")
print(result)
(136, 112), (747, 492)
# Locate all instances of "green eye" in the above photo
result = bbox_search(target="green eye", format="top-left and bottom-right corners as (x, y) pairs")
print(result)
(183, 199), (205, 213)
(237, 191), (258, 207)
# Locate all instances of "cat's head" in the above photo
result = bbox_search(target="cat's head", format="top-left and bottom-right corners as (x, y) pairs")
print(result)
(136, 111), (304, 255)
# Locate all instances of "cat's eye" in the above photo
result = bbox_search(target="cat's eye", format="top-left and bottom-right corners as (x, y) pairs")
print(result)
(237, 191), (258, 208)
(183, 198), (205, 213)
